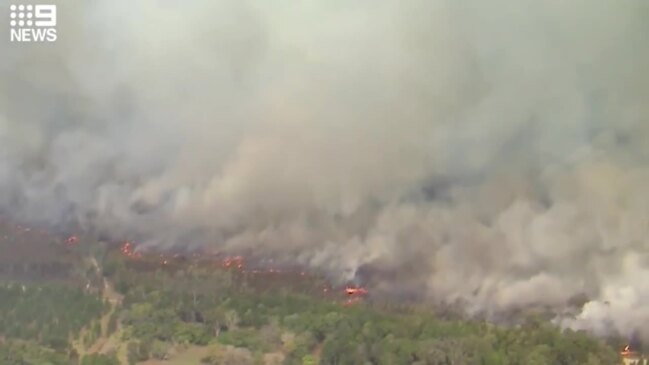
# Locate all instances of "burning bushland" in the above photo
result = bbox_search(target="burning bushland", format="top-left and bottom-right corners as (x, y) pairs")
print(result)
(113, 240), (369, 305)
(0, 216), (85, 283)
(2, 0), (649, 343)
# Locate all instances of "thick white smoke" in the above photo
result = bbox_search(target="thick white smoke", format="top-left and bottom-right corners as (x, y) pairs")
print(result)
(1, 0), (648, 338)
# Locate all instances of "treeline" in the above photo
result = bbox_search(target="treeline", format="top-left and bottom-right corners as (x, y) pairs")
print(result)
(0, 341), (120, 365)
(104, 254), (621, 365)
(0, 246), (624, 365)
(0, 340), (70, 365)
(0, 284), (108, 347)
(0, 283), (109, 364)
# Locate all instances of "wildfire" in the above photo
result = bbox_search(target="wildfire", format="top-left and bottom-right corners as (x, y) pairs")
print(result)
(345, 286), (368, 296)
(120, 241), (142, 259)
(65, 236), (79, 246)
(621, 345), (636, 357)
(222, 255), (244, 269)
(1, 217), (371, 308)
(341, 285), (369, 306)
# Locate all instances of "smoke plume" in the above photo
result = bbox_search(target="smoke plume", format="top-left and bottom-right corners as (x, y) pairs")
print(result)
(1, 0), (649, 339)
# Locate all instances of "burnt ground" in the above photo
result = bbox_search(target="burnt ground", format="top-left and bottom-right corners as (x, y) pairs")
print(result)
(0, 215), (367, 306)
(0, 217), (88, 284)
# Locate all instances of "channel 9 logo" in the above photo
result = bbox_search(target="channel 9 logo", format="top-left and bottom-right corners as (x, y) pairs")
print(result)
(9, 4), (57, 42)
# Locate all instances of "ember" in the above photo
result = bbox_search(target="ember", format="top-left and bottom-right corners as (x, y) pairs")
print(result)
(120, 241), (142, 259)
(345, 286), (369, 296)
(66, 236), (79, 246)
(222, 255), (244, 269)
(621, 345), (634, 356)
(341, 285), (369, 306)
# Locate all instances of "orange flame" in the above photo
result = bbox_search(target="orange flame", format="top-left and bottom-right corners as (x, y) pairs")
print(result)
(1, 219), (373, 309)
(120, 241), (142, 259)
(621, 345), (635, 357)
(345, 286), (368, 296)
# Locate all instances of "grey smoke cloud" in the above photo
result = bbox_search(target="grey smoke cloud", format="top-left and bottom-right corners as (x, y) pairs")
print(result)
(1, 0), (649, 339)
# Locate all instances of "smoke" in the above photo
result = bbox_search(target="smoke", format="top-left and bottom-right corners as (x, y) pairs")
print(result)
(2, 0), (649, 339)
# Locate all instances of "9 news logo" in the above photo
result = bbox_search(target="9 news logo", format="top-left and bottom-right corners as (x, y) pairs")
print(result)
(9, 4), (57, 42)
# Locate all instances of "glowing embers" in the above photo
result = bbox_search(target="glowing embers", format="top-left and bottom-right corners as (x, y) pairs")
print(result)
(116, 245), (305, 278)
(120, 241), (142, 259)
(345, 286), (368, 296)
(0, 217), (58, 241)
(343, 285), (368, 306)
(621, 345), (637, 357)
(222, 255), (244, 269)
(2, 219), (371, 308)
(65, 235), (79, 246)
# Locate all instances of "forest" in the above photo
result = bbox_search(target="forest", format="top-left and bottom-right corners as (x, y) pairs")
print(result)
(0, 234), (629, 365)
